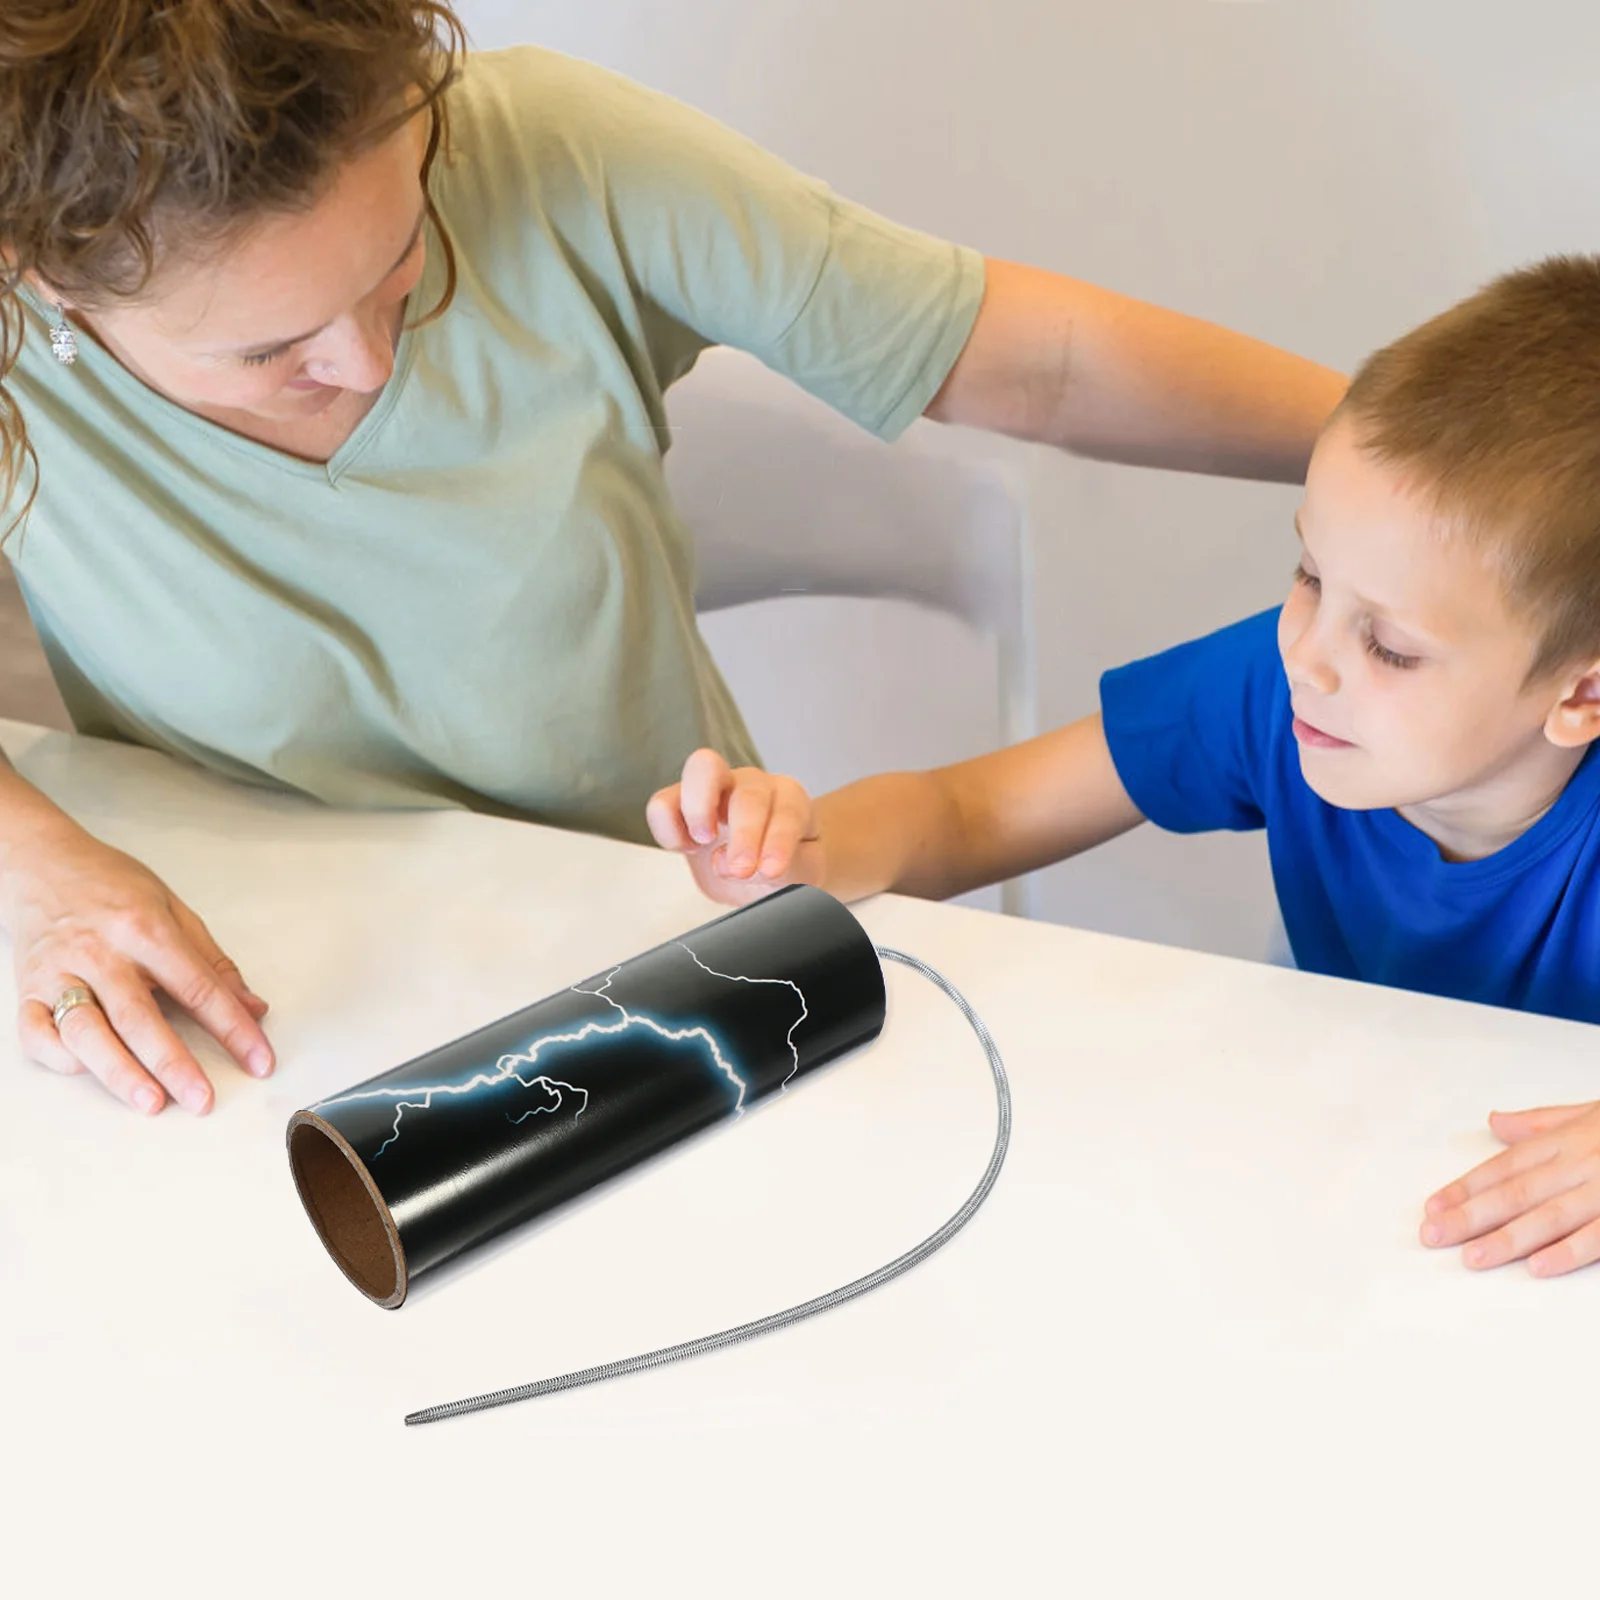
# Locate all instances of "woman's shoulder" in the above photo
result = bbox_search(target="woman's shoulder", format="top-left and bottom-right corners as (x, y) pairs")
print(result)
(433, 47), (643, 248)
(439, 44), (797, 222)
(442, 46), (694, 181)
(426, 48), (607, 278)
(448, 43), (617, 123)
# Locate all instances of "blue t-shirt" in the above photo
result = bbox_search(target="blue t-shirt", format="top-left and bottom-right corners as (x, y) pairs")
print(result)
(1099, 607), (1600, 1024)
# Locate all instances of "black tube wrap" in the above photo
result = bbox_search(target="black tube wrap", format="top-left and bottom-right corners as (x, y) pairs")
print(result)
(287, 886), (887, 1308)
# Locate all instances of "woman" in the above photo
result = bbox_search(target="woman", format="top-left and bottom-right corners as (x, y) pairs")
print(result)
(0, 1), (1345, 1117)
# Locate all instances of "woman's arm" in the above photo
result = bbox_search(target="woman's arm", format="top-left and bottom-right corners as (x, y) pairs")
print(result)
(0, 750), (274, 1114)
(925, 257), (1347, 484)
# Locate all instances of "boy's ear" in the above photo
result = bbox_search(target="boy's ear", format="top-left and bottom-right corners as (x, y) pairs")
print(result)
(1544, 661), (1600, 749)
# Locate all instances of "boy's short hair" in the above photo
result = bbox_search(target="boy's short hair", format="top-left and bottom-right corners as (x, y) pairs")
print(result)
(1340, 255), (1600, 680)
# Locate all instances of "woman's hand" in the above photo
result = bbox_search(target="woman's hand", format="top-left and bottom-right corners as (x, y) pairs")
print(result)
(0, 813), (274, 1115)
(1420, 1101), (1600, 1276)
(646, 748), (825, 906)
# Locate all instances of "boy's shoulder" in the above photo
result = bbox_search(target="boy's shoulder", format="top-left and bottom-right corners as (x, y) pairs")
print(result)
(1099, 605), (1292, 837)
(1101, 603), (1290, 751)
(1111, 604), (1286, 697)
(1184, 606), (1285, 694)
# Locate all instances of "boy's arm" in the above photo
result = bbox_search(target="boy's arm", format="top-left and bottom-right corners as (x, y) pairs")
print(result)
(815, 712), (1145, 902)
(652, 614), (1274, 907)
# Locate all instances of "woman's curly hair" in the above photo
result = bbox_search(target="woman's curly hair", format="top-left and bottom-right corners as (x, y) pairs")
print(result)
(0, 0), (467, 542)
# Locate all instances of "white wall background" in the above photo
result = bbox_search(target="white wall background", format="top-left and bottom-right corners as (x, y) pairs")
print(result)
(454, 0), (1600, 957)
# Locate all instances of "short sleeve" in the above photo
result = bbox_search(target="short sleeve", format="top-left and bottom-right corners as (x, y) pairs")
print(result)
(477, 48), (986, 441)
(1098, 608), (1286, 835)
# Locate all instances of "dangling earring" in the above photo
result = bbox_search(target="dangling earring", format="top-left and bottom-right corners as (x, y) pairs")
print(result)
(49, 302), (78, 366)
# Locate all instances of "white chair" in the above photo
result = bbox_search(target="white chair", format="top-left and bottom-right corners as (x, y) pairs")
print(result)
(664, 345), (1039, 916)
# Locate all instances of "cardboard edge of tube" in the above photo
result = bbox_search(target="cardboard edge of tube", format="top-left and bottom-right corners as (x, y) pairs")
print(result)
(286, 1110), (409, 1309)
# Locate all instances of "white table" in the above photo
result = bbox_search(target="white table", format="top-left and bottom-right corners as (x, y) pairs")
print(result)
(2, 721), (1596, 1599)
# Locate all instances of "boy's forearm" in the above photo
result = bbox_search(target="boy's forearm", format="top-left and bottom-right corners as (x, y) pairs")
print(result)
(812, 771), (963, 903)
(813, 714), (1145, 904)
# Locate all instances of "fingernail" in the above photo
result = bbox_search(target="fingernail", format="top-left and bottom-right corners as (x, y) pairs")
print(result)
(249, 1047), (274, 1077)
(1464, 1244), (1485, 1267)
(726, 853), (750, 873)
(135, 1085), (163, 1115)
(181, 1082), (210, 1114)
(760, 856), (782, 876)
(1421, 1223), (1441, 1246)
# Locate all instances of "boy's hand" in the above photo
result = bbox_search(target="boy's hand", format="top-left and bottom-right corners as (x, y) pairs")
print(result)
(1420, 1100), (1600, 1276)
(647, 749), (824, 906)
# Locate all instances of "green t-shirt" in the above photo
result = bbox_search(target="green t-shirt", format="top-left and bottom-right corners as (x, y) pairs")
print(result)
(6, 45), (985, 843)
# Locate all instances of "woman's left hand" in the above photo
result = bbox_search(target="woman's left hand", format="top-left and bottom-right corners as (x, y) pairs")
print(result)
(1421, 1100), (1600, 1276)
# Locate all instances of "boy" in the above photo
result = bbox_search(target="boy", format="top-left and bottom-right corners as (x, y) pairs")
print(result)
(647, 257), (1600, 1280)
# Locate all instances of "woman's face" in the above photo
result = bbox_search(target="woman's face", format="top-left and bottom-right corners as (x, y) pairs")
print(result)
(54, 111), (430, 425)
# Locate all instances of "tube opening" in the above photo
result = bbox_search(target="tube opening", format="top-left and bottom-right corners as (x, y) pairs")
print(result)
(287, 1114), (407, 1308)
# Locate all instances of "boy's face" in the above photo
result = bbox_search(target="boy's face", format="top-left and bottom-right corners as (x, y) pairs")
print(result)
(1278, 416), (1581, 817)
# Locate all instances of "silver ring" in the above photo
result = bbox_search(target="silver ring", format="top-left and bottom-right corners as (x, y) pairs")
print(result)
(51, 984), (97, 1031)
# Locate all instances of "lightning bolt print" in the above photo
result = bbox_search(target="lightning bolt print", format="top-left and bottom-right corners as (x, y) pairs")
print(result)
(311, 1033), (600, 1158)
(674, 943), (810, 1089)
(570, 964), (750, 1113)
(313, 943), (813, 1158)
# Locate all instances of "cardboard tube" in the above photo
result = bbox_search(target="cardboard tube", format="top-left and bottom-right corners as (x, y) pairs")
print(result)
(287, 885), (886, 1306)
